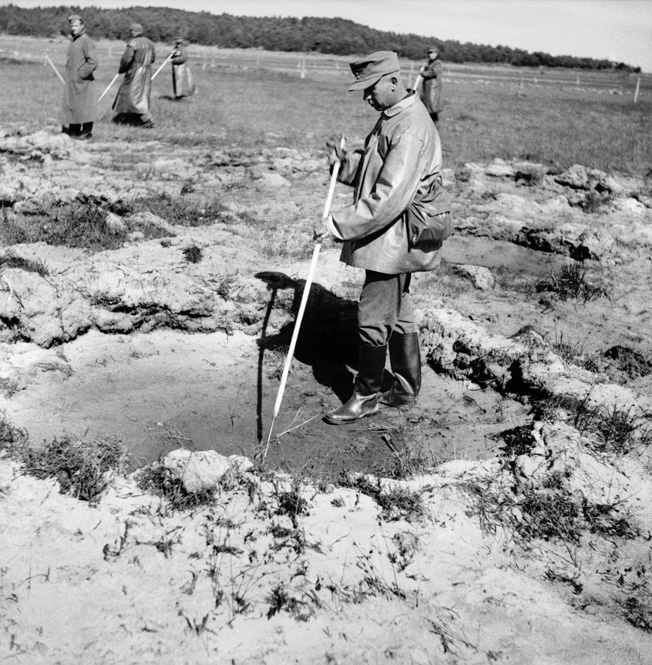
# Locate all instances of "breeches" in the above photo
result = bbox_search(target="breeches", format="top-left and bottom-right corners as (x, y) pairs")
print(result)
(357, 271), (416, 347)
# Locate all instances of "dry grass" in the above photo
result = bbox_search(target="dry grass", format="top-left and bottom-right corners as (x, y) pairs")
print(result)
(0, 36), (650, 175)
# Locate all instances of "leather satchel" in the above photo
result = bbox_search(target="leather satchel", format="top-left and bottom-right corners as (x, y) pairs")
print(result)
(406, 175), (453, 251)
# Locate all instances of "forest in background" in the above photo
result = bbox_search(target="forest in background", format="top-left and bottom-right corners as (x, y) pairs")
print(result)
(0, 4), (641, 72)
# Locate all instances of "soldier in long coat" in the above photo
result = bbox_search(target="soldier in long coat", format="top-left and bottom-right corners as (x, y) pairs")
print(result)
(170, 38), (196, 100)
(315, 51), (444, 425)
(61, 14), (98, 140)
(112, 23), (156, 128)
(419, 47), (443, 125)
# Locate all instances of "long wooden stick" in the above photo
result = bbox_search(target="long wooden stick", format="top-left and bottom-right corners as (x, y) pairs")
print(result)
(97, 73), (120, 104)
(263, 139), (345, 454)
(44, 54), (65, 85)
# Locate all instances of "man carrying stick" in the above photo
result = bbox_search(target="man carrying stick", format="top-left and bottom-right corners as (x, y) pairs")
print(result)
(112, 23), (156, 128)
(315, 51), (444, 425)
(61, 14), (98, 140)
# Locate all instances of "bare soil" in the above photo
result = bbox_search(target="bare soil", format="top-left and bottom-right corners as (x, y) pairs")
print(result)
(1, 124), (652, 664)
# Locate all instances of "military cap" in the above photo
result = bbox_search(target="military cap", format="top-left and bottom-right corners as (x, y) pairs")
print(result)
(130, 23), (144, 35)
(348, 51), (400, 91)
(68, 14), (82, 22)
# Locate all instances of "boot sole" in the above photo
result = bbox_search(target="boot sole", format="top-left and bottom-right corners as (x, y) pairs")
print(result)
(323, 409), (379, 426)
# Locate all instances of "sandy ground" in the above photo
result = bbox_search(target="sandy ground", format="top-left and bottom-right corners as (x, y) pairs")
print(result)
(1, 126), (652, 663)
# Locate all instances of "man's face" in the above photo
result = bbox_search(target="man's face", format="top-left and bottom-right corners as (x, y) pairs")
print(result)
(69, 19), (83, 36)
(363, 75), (395, 112)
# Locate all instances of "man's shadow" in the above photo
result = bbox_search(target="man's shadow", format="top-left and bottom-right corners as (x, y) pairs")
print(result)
(255, 271), (359, 441)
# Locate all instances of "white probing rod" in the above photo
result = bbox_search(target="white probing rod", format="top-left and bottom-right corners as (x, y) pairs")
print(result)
(263, 138), (346, 453)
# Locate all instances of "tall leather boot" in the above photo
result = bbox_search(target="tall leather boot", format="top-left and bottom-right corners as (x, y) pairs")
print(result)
(324, 343), (387, 425)
(379, 332), (421, 407)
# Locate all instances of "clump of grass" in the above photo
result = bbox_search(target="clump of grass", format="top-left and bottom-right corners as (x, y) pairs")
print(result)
(135, 462), (218, 510)
(533, 394), (648, 456)
(622, 596), (652, 633)
(266, 583), (321, 621)
(465, 476), (639, 544)
(272, 478), (309, 527)
(550, 330), (603, 373)
(0, 411), (29, 456)
(339, 473), (426, 522)
(575, 189), (613, 213)
(515, 487), (638, 542)
(0, 254), (49, 277)
(1, 202), (127, 251)
(257, 225), (313, 259)
(13, 435), (127, 503)
(536, 261), (607, 302)
(124, 193), (230, 227)
(183, 244), (203, 263)
(497, 424), (538, 456)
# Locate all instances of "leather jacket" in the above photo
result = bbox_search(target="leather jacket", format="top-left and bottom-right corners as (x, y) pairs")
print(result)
(327, 92), (443, 274)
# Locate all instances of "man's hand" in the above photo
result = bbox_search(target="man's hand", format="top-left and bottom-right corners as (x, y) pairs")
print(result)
(313, 215), (332, 242)
(326, 136), (347, 166)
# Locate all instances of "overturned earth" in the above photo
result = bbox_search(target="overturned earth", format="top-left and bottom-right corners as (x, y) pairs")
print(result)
(1, 127), (652, 664)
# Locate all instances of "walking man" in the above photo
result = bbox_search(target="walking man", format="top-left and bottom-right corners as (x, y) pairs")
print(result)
(419, 47), (443, 125)
(315, 51), (444, 425)
(112, 23), (156, 128)
(61, 14), (98, 140)
(170, 38), (196, 100)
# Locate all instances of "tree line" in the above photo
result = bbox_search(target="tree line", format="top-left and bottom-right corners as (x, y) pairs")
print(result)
(0, 4), (640, 73)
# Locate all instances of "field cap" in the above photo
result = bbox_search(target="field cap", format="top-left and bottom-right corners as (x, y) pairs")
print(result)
(68, 14), (82, 22)
(427, 46), (438, 53)
(348, 51), (400, 91)
(130, 22), (143, 35)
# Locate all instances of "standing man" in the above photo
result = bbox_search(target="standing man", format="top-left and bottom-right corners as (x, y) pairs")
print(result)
(112, 23), (156, 128)
(315, 51), (444, 425)
(419, 47), (443, 125)
(170, 38), (196, 100)
(61, 14), (98, 140)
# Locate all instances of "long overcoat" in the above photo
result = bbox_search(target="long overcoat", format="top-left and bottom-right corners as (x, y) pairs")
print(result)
(112, 35), (156, 115)
(170, 46), (196, 98)
(61, 30), (98, 125)
(419, 58), (443, 114)
(327, 93), (443, 275)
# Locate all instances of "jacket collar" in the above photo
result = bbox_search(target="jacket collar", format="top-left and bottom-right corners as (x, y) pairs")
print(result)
(382, 91), (417, 119)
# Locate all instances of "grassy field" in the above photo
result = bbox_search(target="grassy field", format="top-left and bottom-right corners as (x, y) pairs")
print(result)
(1, 35), (651, 175)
